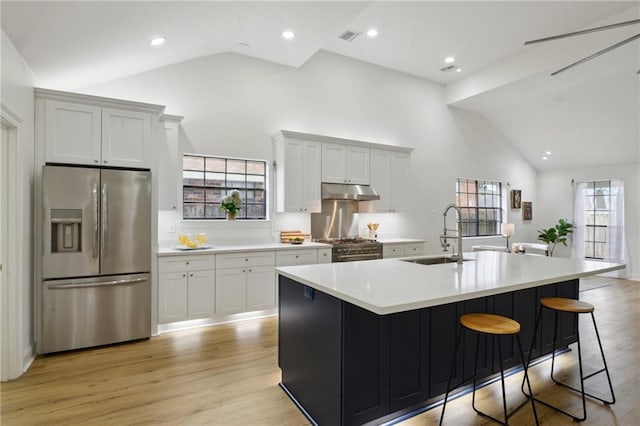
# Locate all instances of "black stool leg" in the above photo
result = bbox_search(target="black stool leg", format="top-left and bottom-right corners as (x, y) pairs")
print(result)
(440, 326), (463, 426)
(522, 305), (543, 396)
(590, 312), (616, 404)
(517, 334), (539, 425)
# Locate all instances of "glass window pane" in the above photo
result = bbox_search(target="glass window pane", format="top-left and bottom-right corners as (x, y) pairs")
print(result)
(205, 157), (226, 172)
(183, 187), (204, 202)
(594, 227), (607, 242)
(205, 172), (225, 187)
(183, 155), (204, 171)
(227, 160), (245, 174)
(183, 203), (204, 218)
(227, 174), (246, 188)
(183, 170), (204, 186)
(247, 161), (265, 175)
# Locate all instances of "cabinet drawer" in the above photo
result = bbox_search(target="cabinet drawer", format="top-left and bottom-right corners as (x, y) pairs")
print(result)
(404, 243), (425, 256)
(383, 244), (405, 258)
(317, 248), (332, 264)
(216, 251), (275, 269)
(276, 249), (318, 266)
(159, 255), (214, 272)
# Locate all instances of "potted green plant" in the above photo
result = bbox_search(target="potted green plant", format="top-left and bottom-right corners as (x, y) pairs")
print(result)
(220, 190), (241, 220)
(537, 218), (574, 256)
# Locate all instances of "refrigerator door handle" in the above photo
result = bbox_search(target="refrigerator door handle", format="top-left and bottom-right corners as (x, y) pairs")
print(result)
(47, 277), (148, 290)
(92, 182), (99, 259)
(101, 182), (108, 256)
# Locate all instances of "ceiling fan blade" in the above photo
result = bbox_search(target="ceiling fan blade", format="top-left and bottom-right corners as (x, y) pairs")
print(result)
(551, 33), (640, 76)
(525, 19), (640, 45)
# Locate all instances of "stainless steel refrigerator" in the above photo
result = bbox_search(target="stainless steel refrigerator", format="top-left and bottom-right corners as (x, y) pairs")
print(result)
(41, 165), (151, 353)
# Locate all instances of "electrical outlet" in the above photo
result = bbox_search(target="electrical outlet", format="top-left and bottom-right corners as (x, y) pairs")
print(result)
(168, 223), (176, 233)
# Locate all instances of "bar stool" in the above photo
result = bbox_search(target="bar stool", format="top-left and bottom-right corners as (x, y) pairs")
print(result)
(440, 313), (538, 425)
(523, 297), (615, 421)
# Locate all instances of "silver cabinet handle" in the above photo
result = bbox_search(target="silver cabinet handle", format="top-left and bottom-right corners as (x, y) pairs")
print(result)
(101, 182), (108, 256)
(92, 182), (99, 259)
(48, 277), (147, 290)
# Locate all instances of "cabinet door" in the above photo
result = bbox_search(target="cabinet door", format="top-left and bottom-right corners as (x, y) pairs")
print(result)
(390, 152), (410, 212)
(346, 146), (370, 184)
(187, 270), (215, 319)
(301, 141), (322, 212)
(322, 143), (348, 183)
(101, 108), (152, 168)
(158, 119), (181, 211)
(215, 268), (247, 315)
(45, 100), (102, 165)
(370, 150), (393, 212)
(247, 265), (276, 311)
(159, 272), (188, 323)
(281, 139), (321, 212)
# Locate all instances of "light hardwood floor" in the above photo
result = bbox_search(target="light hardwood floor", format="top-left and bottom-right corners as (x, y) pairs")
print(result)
(1, 277), (638, 425)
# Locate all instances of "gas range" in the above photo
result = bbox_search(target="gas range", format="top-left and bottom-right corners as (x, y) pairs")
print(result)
(316, 238), (383, 262)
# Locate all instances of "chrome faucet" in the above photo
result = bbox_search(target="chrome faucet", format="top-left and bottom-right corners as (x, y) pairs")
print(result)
(440, 203), (463, 264)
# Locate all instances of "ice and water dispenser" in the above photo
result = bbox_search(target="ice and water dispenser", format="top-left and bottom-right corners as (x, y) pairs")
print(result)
(50, 209), (82, 252)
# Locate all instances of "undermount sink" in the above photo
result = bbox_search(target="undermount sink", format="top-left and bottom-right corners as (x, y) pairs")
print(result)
(401, 256), (472, 265)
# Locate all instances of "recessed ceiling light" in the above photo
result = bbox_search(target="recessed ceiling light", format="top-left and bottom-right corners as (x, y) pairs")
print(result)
(545, 151), (552, 155)
(445, 56), (455, 64)
(455, 67), (463, 73)
(234, 42), (250, 50)
(282, 30), (295, 40)
(366, 28), (378, 37)
(150, 36), (166, 47)
(542, 156), (548, 160)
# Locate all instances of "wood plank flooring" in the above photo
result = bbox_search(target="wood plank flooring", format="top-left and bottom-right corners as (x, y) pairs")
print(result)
(1, 276), (638, 425)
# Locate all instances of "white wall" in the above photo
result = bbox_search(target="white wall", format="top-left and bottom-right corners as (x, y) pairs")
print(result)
(538, 163), (640, 279)
(1, 30), (37, 371)
(83, 50), (539, 251)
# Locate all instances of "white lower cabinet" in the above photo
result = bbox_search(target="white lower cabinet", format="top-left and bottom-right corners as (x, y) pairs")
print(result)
(158, 247), (327, 327)
(158, 255), (215, 323)
(215, 251), (276, 315)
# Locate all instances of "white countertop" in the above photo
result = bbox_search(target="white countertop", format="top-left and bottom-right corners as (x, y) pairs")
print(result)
(275, 251), (624, 315)
(157, 241), (331, 256)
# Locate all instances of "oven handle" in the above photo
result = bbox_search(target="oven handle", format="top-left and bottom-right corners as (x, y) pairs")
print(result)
(336, 253), (382, 262)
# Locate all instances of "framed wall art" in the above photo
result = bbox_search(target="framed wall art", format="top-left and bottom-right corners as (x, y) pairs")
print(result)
(510, 190), (522, 209)
(522, 201), (532, 221)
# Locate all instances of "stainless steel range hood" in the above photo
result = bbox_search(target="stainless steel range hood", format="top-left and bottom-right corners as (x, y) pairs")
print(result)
(321, 183), (380, 201)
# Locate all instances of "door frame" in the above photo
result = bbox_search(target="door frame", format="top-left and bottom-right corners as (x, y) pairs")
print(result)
(1, 104), (24, 381)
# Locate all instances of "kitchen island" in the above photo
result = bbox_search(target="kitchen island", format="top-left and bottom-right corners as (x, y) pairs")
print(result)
(275, 252), (623, 426)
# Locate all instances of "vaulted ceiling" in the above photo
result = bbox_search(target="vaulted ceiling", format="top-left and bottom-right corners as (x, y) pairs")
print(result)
(2, 1), (638, 171)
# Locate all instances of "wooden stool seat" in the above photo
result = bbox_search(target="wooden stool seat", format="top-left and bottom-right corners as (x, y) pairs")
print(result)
(461, 313), (521, 335)
(540, 297), (594, 313)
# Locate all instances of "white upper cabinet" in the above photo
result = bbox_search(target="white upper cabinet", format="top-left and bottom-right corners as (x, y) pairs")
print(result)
(37, 89), (164, 169)
(44, 101), (102, 165)
(273, 135), (321, 213)
(322, 143), (370, 184)
(370, 149), (410, 213)
(101, 108), (152, 168)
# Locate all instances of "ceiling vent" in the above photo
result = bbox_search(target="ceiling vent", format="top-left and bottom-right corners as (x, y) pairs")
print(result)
(338, 29), (361, 42)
